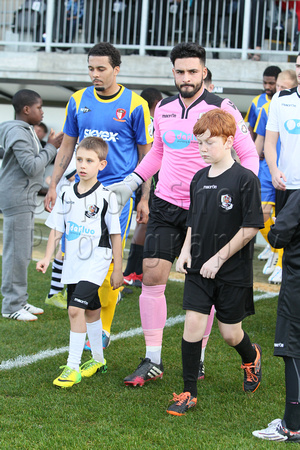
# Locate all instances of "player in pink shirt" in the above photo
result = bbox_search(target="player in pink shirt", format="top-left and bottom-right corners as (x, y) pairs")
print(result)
(108, 42), (259, 386)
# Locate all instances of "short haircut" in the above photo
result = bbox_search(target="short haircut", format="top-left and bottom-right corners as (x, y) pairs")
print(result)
(170, 42), (206, 66)
(87, 42), (121, 68)
(277, 69), (297, 87)
(140, 88), (162, 110)
(205, 68), (212, 85)
(263, 65), (281, 79)
(37, 122), (48, 134)
(12, 89), (41, 114)
(193, 109), (236, 141)
(77, 136), (108, 160)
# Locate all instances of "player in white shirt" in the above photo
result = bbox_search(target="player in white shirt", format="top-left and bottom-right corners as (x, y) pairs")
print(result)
(37, 136), (123, 388)
(264, 53), (300, 214)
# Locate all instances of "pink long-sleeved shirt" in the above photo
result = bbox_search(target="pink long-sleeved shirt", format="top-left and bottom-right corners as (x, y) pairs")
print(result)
(135, 90), (259, 210)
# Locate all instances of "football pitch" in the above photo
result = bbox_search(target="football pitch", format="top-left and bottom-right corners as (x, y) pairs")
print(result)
(0, 225), (284, 449)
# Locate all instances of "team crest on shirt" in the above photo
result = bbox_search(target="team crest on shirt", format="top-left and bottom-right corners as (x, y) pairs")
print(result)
(113, 108), (126, 122)
(85, 204), (99, 218)
(237, 119), (248, 135)
(220, 194), (233, 210)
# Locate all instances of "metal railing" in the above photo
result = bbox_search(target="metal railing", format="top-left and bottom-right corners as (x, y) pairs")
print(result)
(0, 0), (299, 59)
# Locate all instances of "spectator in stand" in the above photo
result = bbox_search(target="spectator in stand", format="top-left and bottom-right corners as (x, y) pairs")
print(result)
(248, 0), (266, 61)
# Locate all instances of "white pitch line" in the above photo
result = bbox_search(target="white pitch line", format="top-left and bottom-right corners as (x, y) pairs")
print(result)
(0, 346), (69, 370)
(0, 292), (278, 371)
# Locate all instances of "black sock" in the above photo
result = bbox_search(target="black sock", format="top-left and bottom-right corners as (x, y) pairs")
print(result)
(284, 356), (300, 430)
(284, 402), (300, 431)
(233, 332), (256, 363)
(123, 244), (144, 276)
(182, 338), (202, 398)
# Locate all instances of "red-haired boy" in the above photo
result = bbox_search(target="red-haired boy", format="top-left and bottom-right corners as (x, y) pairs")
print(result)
(167, 109), (264, 416)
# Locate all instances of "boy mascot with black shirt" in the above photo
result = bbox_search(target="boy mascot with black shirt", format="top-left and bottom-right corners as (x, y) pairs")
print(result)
(167, 109), (264, 416)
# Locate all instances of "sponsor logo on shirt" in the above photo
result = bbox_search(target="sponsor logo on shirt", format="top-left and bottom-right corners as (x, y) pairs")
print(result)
(84, 129), (119, 142)
(284, 119), (300, 134)
(80, 106), (91, 113)
(203, 185), (217, 189)
(85, 204), (99, 218)
(162, 114), (177, 118)
(162, 130), (197, 149)
(220, 194), (233, 210)
(66, 221), (95, 241)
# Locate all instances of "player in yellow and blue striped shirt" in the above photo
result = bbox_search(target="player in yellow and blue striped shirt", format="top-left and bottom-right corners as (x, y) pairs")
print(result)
(245, 65), (281, 141)
(45, 42), (153, 348)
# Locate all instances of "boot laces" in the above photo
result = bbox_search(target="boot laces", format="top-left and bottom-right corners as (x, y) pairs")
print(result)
(171, 392), (191, 405)
(241, 363), (258, 382)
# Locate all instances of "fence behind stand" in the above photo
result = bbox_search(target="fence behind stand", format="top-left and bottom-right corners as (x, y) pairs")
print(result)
(0, 0), (299, 60)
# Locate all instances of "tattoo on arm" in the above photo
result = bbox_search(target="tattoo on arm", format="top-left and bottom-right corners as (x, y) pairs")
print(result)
(59, 155), (68, 170)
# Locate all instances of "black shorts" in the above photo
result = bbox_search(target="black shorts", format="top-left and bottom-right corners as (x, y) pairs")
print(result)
(67, 281), (101, 310)
(143, 195), (188, 263)
(274, 275), (300, 358)
(183, 274), (255, 324)
(274, 314), (300, 359)
(275, 189), (296, 216)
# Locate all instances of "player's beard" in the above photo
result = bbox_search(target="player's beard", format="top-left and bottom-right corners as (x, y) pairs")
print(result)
(95, 86), (105, 92)
(176, 80), (203, 98)
(265, 89), (275, 98)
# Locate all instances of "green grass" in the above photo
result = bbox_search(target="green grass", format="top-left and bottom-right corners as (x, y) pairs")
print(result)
(0, 254), (284, 449)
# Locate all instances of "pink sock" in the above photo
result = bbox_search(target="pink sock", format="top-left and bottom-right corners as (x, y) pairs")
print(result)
(202, 305), (215, 350)
(139, 283), (167, 347)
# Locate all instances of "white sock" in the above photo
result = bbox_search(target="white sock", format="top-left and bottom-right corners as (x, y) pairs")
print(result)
(67, 331), (86, 372)
(145, 346), (161, 365)
(87, 319), (104, 363)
